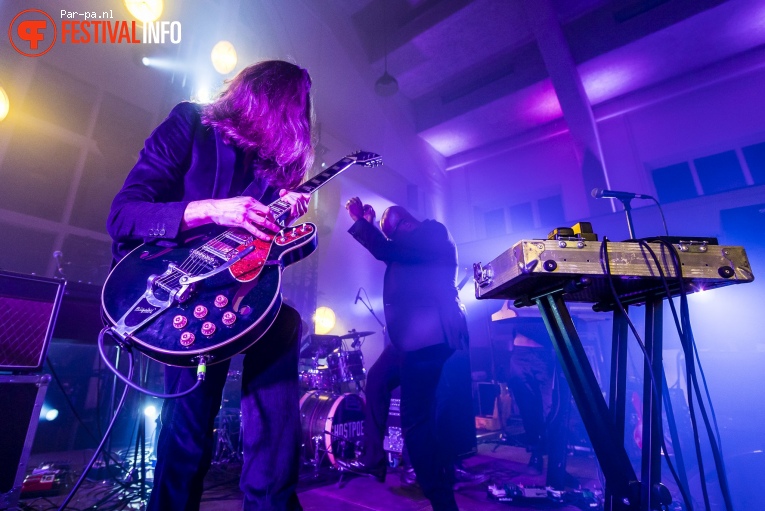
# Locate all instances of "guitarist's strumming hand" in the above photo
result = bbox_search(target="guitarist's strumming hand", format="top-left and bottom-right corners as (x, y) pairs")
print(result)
(181, 197), (283, 241)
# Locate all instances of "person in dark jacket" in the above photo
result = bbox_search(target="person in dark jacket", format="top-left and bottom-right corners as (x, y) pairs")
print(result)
(107, 60), (312, 511)
(344, 199), (468, 511)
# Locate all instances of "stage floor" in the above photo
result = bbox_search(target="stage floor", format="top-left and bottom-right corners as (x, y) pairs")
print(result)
(19, 442), (601, 511)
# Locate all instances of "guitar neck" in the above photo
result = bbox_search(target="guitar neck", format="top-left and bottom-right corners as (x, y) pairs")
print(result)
(267, 157), (357, 218)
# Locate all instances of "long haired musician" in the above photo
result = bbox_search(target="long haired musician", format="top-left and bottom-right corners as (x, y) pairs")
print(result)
(107, 60), (312, 511)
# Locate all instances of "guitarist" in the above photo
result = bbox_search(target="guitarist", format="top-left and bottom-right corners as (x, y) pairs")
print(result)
(107, 61), (312, 511)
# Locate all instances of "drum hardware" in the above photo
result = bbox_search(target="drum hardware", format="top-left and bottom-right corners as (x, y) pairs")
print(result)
(212, 408), (242, 465)
(212, 368), (244, 465)
(338, 330), (375, 339)
(308, 434), (328, 477)
(339, 329), (374, 350)
(338, 329), (375, 340)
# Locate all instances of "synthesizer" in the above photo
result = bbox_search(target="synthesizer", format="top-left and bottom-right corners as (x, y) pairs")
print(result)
(474, 238), (753, 308)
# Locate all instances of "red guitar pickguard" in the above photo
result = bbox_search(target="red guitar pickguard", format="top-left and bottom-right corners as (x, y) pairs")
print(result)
(229, 238), (272, 282)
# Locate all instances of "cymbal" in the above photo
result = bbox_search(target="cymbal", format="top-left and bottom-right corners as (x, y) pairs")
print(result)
(339, 330), (375, 339)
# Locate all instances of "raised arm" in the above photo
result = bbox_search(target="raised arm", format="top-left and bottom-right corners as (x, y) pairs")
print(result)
(348, 217), (453, 264)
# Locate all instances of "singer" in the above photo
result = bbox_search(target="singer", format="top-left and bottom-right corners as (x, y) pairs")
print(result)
(341, 198), (469, 511)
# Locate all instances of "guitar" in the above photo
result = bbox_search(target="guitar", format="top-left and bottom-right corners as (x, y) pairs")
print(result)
(101, 151), (382, 367)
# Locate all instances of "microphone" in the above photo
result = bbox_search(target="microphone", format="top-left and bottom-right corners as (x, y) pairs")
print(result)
(591, 188), (652, 200)
(354, 288), (362, 304)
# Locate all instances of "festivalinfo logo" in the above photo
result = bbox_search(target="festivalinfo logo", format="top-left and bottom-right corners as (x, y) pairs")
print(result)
(9, 8), (182, 57)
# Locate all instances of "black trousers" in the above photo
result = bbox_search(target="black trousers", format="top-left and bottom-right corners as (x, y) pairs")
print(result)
(361, 342), (458, 511)
(508, 346), (572, 488)
(148, 305), (303, 511)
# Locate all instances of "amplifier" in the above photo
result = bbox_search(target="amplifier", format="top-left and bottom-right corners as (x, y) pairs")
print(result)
(0, 374), (50, 510)
(383, 387), (403, 454)
(0, 271), (65, 371)
(474, 239), (754, 306)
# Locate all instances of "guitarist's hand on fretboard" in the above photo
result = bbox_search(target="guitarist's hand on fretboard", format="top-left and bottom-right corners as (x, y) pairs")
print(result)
(181, 196), (282, 241)
(278, 189), (310, 226)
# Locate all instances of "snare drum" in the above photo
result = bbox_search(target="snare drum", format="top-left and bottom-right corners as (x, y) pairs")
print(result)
(326, 350), (366, 384)
(299, 391), (366, 466)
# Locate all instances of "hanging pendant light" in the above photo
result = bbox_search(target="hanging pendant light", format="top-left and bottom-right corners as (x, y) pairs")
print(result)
(375, 69), (398, 97)
(375, 0), (398, 97)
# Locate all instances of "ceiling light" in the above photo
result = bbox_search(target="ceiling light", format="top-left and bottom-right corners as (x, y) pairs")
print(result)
(313, 306), (336, 335)
(375, 0), (398, 97)
(211, 40), (237, 75)
(193, 86), (213, 104)
(0, 86), (9, 121)
(375, 71), (398, 97)
(124, 0), (163, 23)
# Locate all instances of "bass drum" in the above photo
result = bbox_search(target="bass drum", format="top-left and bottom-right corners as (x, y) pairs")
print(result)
(299, 391), (365, 466)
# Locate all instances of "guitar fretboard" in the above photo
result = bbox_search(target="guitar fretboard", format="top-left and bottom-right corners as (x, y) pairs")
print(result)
(267, 157), (356, 219)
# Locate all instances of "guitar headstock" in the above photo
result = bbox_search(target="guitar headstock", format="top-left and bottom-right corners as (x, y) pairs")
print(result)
(348, 151), (383, 168)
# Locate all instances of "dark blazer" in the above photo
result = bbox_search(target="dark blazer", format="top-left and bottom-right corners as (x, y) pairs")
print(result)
(107, 102), (278, 261)
(348, 218), (468, 352)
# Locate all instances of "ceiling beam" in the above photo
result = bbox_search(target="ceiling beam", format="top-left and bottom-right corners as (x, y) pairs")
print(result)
(411, 0), (728, 132)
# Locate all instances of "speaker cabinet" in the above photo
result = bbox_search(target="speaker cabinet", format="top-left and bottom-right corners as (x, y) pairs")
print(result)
(0, 271), (64, 372)
(0, 374), (50, 510)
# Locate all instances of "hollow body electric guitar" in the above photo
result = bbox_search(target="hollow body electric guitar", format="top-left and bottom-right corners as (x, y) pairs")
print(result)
(102, 151), (382, 367)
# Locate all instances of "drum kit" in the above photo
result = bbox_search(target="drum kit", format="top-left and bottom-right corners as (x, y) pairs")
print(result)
(212, 329), (374, 472)
(298, 330), (372, 472)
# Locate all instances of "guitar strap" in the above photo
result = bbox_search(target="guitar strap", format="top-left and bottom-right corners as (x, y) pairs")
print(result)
(241, 176), (269, 202)
(238, 152), (279, 204)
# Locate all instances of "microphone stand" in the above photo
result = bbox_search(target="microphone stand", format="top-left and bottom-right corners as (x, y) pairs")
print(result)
(355, 292), (387, 341)
(616, 197), (637, 239)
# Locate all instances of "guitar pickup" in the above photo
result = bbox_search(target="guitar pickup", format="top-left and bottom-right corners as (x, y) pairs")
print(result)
(200, 244), (235, 260)
(223, 232), (251, 245)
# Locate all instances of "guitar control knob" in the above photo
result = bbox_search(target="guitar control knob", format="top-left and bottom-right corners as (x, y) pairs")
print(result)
(180, 332), (195, 346)
(172, 315), (188, 329)
(201, 322), (216, 336)
(193, 305), (208, 318)
(222, 311), (236, 326)
(214, 295), (228, 308)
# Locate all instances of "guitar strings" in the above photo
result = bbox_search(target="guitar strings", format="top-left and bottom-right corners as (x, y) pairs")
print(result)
(150, 157), (370, 294)
(151, 173), (331, 292)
